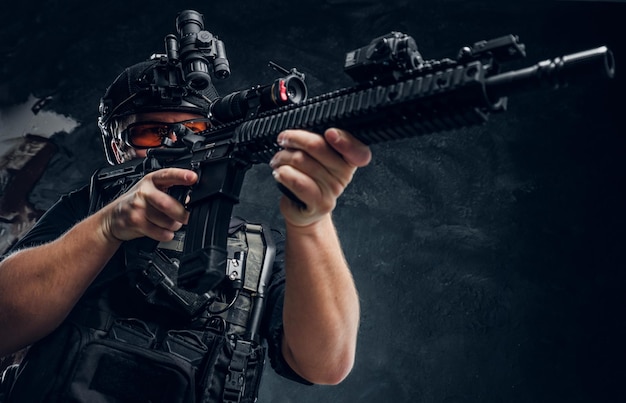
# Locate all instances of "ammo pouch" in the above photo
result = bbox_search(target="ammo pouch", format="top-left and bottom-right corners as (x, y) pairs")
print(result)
(5, 220), (274, 403)
(6, 317), (265, 403)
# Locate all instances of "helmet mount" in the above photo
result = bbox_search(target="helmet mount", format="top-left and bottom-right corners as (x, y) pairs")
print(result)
(98, 9), (230, 165)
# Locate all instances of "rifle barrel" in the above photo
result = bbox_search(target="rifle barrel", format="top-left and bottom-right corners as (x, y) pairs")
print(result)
(485, 46), (615, 100)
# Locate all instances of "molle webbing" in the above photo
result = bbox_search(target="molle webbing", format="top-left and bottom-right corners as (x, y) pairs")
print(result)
(4, 221), (276, 403)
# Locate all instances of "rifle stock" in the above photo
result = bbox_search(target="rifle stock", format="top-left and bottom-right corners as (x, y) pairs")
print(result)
(90, 33), (615, 307)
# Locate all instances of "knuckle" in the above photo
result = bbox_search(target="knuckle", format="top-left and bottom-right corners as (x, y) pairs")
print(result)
(329, 181), (345, 197)
(127, 210), (144, 227)
(323, 199), (337, 213)
(342, 169), (356, 187)
(306, 135), (326, 152)
(289, 175), (307, 193)
(290, 150), (307, 166)
(150, 194), (169, 211)
(170, 221), (184, 232)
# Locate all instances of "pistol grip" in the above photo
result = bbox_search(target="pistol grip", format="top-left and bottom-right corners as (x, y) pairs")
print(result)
(277, 183), (307, 210)
(169, 185), (192, 208)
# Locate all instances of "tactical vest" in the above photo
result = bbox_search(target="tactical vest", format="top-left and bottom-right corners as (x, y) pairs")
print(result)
(1, 218), (276, 403)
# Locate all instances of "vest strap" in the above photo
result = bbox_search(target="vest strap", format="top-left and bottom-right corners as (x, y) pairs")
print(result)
(223, 339), (254, 403)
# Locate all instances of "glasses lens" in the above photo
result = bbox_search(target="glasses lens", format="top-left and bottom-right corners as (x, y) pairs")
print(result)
(182, 120), (210, 133)
(127, 123), (169, 148)
(124, 119), (211, 148)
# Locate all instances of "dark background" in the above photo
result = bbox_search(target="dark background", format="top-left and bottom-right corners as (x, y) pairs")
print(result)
(1, 0), (625, 402)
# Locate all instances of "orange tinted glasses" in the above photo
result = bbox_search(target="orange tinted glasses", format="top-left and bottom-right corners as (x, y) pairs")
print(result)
(121, 119), (211, 149)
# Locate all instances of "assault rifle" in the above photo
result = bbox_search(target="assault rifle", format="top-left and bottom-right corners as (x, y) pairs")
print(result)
(90, 32), (615, 316)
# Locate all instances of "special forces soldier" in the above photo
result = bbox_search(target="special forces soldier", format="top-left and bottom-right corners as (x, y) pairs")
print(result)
(0, 9), (371, 402)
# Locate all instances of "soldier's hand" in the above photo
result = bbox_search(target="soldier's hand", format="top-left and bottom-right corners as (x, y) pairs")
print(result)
(270, 128), (371, 227)
(101, 168), (198, 242)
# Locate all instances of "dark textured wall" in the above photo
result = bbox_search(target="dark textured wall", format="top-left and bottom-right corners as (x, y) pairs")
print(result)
(1, 1), (624, 402)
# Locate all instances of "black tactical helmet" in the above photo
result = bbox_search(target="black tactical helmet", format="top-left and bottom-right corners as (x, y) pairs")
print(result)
(98, 56), (220, 164)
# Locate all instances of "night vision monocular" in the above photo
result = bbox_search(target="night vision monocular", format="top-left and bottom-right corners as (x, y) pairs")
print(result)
(160, 9), (308, 123)
(164, 9), (230, 90)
